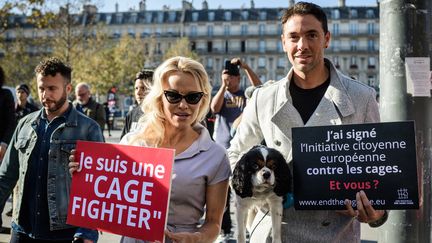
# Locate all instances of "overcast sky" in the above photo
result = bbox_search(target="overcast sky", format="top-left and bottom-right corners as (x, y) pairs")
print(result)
(98, 0), (378, 12)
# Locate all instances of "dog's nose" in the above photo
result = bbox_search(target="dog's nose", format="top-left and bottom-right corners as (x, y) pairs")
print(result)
(263, 171), (271, 179)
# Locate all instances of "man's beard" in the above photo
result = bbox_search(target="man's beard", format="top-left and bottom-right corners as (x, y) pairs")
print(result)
(43, 90), (68, 113)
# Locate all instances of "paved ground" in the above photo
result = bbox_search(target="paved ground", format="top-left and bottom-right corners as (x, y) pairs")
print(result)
(0, 128), (379, 243)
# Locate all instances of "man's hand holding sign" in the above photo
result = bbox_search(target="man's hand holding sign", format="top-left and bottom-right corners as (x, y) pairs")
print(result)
(68, 141), (174, 242)
(292, 121), (418, 226)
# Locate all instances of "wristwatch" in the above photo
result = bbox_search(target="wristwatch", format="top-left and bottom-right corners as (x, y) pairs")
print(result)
(368, 210), (389, 228)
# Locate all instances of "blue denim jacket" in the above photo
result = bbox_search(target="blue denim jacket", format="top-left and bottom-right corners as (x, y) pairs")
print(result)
(0, 104), (104, 241)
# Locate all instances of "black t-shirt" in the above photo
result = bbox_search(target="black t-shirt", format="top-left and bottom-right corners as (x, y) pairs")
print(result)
(289, 76), (330, 124)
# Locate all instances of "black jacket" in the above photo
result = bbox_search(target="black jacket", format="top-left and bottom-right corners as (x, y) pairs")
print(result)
(0, 88), (16, 145)
(120, 105), (143, 139)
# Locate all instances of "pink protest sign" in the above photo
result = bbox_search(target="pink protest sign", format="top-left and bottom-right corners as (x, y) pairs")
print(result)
(67, 140), (175, 242)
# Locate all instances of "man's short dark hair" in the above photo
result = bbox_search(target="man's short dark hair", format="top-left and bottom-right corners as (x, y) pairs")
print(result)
(281, 2), (328, 34)
(135, 70), (154, 82)
(35, 57), (72, 84)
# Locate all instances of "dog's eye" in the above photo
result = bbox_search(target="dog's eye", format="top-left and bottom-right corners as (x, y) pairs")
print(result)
(252, 164), (259, 170)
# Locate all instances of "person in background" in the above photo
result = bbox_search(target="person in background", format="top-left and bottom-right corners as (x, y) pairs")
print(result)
(0, 66), (16, 234)
(0, 57), (103, 242)
(3, 84), (40, 218)
(70, 56), (231, 243)
(15, 84), (39, 122)
(210, 57), (261, 238)
(73, 82), (106, 133)
(120, 69), (154, 139)
(228, 2), (387, 242)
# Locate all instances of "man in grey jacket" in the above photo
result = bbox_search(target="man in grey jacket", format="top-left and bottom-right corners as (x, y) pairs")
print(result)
(0, 57), (103, 242)
(228, 2), (387, 242)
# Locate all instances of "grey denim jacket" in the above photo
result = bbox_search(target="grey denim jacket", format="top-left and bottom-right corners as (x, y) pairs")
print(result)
(0, 104), (104, 231)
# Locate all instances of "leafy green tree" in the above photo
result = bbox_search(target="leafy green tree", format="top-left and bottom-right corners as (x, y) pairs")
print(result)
(0, 0), (54, 33)
(163, 37), (199, 61)
(73, 34), (147, 97)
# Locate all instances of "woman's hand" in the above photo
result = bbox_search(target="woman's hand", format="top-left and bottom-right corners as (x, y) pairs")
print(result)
(343, 190), (385, 223)
(165, 230), (202, 243)
(68, 149), (80, 175)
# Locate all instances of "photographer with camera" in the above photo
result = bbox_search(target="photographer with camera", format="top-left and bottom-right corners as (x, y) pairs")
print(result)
(210, 57), (261, 239)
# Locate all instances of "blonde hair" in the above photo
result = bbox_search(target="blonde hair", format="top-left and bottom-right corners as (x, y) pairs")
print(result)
(130, 56), (211, 147)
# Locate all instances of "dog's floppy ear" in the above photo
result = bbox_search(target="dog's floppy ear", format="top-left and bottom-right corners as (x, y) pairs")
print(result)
(272, 149), (293, 197)
(232, 153), (253, 198)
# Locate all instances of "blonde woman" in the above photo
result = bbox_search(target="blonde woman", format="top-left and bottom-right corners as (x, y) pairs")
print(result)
(70, 56), (230, 243)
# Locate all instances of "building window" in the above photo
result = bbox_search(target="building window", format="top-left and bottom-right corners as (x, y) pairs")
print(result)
(207, 25), (214, 37)
(225, 11), (232, 21)
(116, 13), (123, 23)
(128, 27), (135, 37)
(368, 40), (375, 51)
(167, 27), (174, 36)
(368, 23), (375, 35)
(190, 25), (197, 37)
(145, 43), (149, 54)
(207, 57), (213, 68)
(169, 12), (176, 22)
(368, 75), (376, 87)
(350, 9), (358, 19)
(368, 56), (376, 69)
(277, 41), (283, 52)
(259, 40), (265, 53)
(113, 29), (121, 38)
(332, 23), (339, 36)
(157, 42), (161, 54)
(332, 40), (340, 51)
(249, 57), (255, 69)
(207, 41), (213, 53)
(242, 11), (249, 20)
(241, 40), (246, 53)
(277, 57), (285, 68)
(225, 40), (229, 53)
(224, 25), (230, 36)
(191, 42), (196, 51)
(241, 25), (248, 35)
(350, 56), (357, 69)
(157, 12), (164, 23)
(350, 40), (358, 51)
(366, 9), (375, 18)
(145, 13), (152, 23)
(332, 9), (340, 19)
(258, 57), (266, 67)
(155, 27), (161, 36)
(130, 13), (137, 23)
(192, 12), (199, 21)
(350, 23), (358, 35)
(259, 24), (265, 35)
(259, 11), (267, 21)
(208, 12), (215, 21)
(106, 14), (112, 24)
(333, 56), (340, 68)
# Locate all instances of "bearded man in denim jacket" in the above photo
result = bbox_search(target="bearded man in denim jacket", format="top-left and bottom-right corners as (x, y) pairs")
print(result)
(0, 57), (103, 243)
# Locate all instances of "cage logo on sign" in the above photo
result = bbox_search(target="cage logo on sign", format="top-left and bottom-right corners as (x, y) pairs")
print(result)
(397, 188), (409, 200)
(394, 188), (413, 205)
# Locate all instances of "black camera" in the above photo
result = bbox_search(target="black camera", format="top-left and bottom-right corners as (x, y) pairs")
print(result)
(224, 60), (240, 76)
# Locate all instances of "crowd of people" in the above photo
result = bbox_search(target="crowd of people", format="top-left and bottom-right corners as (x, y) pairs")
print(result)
(0, 2), (388, 243)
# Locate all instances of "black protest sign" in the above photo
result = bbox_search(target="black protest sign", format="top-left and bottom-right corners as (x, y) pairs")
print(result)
(292, 121), (418, 210)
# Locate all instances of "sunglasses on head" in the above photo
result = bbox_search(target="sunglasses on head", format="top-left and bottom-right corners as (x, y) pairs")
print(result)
(163, 90), (204, 104)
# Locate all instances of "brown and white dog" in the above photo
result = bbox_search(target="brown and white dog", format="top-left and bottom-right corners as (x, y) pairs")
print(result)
(232, 145), (292, 243)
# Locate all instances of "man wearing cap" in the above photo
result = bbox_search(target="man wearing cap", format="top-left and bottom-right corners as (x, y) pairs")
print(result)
(15, 84), (39, 122)
(210, 57), (261, 239)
